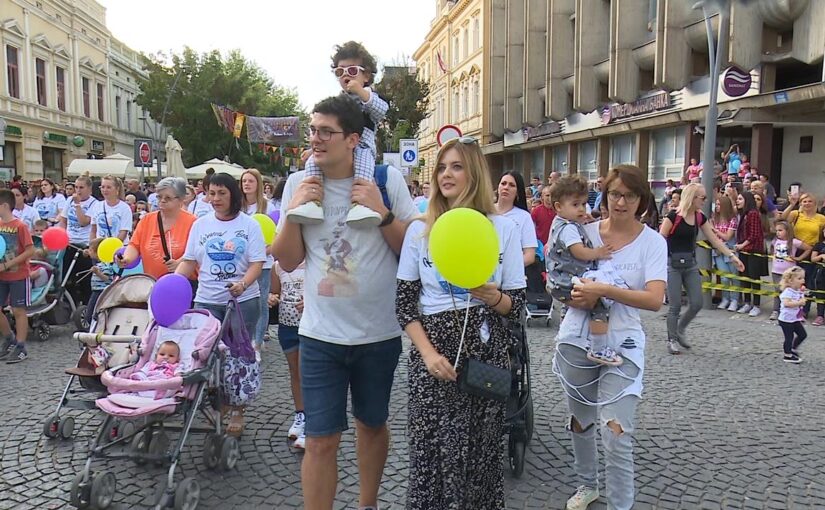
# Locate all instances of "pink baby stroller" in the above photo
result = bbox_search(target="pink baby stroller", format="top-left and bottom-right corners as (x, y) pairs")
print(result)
(68, 304), (236, 510)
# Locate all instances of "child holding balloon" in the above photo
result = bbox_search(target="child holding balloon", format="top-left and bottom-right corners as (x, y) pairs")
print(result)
(85, 237), (116, 324)
(0, 189), (36, 363)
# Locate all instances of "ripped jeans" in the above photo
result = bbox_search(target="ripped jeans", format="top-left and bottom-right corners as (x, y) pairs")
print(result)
(555, 343), (640, 510)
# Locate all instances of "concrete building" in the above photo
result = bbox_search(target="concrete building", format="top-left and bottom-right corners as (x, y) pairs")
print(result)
(413, 0), (485, 181)
(486, 0), (825, 197)
(0, 0), (164, 182)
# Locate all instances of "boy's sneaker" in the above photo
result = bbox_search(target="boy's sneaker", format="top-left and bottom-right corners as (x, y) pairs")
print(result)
(5, 344), (27, 364)
(783, 354), (801, 364)
(286, 202), (324, 225)
(726, 301), (739, 312)
(737, 303), (752, 314)
(293, 432), (306, 450)
(0, 336), (15, 360)
(288, 412), (305, 440)
(566, 485), (599, 510)
(586, 347), (623, 366)
(345, 204), (382, 228)
(748, 306), (761, 317)
(717, 298), (730, 310)
(667, 339), (681, 355)
(769, 311), (779, 321)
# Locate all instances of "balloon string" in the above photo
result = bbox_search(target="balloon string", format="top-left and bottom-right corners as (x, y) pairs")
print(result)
(453, 294), (471, 368)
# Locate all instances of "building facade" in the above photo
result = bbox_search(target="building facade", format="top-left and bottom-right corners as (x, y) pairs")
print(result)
(0, 0), (164, 182)
(485, 0), (825, 197)
(413, 0), (486, 181)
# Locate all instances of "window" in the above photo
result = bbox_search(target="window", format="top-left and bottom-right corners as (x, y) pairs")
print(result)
(578, 141), (598, 182)
(56, 66), (66, 111)
(35, 58), (47, 106)
(126, 100), (132, 130)
(96, 83), (104, 121)
(610, 134), (636, 166)
(649, 127), (686, 181)
(473, 18), (480, 51)
(453, 37), (459, 66)
(6, 46), (20, 98)
(453, 89), (459, 121)
(115, 95), (122, 128)
(463, 28), (469, 60)
(473, 79), (480, 115)
(553, 145), (568, 174)
(82, 77), (90, 117)
(462, 83), (469, 119)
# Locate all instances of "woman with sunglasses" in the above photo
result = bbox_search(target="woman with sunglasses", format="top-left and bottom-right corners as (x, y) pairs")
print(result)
(553, 165), (666, 510)
(659, 183), (743, 354)
(396, 137), (526, 509)
(286, 41), (388, 228)
(495, 171), (537, 266)
(33, 178), (66, 225)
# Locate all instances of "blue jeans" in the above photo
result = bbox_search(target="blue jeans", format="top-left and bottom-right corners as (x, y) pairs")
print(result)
(194, 298), (260, 341)
(299, 335), (401, 437)
(713, 254), (739, 303)
(254, 268), (271, 346)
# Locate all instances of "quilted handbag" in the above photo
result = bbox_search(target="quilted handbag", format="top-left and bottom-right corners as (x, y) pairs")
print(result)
(220, 300), (261, 406)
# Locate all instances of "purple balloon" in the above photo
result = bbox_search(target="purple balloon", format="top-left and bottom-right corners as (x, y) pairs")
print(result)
(269, 209), (280, 225)
(115, 247), (140, 270)
(150, 274), (192, 327)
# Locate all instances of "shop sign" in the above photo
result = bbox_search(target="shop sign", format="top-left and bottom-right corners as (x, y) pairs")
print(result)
(722, 66), (752, 97)
(525, 122), (561, 141)
(91, 140), (105, 152)
(43, 131), (68, 144)
(5, 125), (22, 136)
(601, 92), (672, 125)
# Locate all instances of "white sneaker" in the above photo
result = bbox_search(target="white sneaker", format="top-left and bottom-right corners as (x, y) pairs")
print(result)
(566, 485), (599, 510)
(293, 432), (306, 449)
(717, 299), (730, 310)
(769, 311), (779, 321)
(286, 202), (324, 225)
(737, 303), (752, 314)
(288, 412), (305, 440)
(748, 306), (761, 317)
(345, 204), (382, 228)
(727, 301), (739, 312)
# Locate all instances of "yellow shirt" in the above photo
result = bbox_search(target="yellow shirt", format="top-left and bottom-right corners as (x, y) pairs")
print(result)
(789, 210), (825, 246)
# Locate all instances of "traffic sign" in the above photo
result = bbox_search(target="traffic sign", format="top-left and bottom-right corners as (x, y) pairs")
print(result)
(399, 139), (419, 167)
(134, 138), (153, 167)
(436, 125), (462, 146)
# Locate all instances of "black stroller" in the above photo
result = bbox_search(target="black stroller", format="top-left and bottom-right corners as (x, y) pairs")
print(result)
(524, 259), (553, 327)
(504, 307), (533, 477)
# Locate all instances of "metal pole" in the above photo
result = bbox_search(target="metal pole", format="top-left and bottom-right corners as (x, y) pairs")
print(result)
(699, 0), (730, 309)
(156, 68), (185, 179)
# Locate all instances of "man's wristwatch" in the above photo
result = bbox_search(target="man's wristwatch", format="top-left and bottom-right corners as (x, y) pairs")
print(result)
(379, 210), (395, 227)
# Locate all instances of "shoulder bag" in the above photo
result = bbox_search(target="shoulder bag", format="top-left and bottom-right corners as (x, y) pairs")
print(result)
(668, 212), (701, 269)
(449, 287), (511, 403)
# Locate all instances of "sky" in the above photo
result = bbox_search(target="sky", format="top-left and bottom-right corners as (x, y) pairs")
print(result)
(98, 0), (435, 110)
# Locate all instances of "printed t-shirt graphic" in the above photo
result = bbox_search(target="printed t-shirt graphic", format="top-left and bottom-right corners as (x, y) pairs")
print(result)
(0, 218), (33, 281)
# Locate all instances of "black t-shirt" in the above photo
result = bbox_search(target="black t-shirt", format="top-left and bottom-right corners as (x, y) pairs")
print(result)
(666, 210), (706, 254)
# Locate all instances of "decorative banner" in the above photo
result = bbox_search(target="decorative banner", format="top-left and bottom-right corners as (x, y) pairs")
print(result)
(233, 113), (245, 139)
(211, 103), (237, 134)
(246, 116), (300, 144)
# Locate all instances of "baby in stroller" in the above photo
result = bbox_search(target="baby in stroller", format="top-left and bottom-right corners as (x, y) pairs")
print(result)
(128, 340), (182, 399)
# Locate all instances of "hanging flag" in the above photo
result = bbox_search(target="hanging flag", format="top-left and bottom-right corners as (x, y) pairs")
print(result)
(210, 103), (237, 134)
(246, 116), (300, 144)
(233, 113), (245, 138)
(436, 49), (448, 74)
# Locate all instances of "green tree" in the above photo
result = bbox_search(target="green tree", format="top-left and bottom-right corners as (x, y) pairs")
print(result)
(136, 48), (305, 177)
(374, 65), (430, 158)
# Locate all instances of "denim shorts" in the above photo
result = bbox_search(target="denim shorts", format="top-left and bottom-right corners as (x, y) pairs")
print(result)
(277, 325), (299, 353)
(300, 335), (402, 437)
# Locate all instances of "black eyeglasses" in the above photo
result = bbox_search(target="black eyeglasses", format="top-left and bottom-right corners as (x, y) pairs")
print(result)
(607, 190), (640, 203)
(309, 126), (344, 141)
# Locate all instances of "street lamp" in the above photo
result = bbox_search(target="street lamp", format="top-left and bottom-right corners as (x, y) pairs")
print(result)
(694, 0), (731, 308)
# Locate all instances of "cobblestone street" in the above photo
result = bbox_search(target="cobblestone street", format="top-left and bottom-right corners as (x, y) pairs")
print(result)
(1, 306), (824, 509)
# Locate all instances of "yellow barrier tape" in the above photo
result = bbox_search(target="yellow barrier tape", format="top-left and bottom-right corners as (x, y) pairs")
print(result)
(701, 281), (825, 305)
(696, 240), (825, 268)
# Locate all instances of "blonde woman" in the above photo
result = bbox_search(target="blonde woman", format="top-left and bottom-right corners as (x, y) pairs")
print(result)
(396, 137), (526, 509)
(89, 175), (132, 242)
(659, 183), (743, 355)
(784, 192), (825, 318)
(241, 168), (278, 351)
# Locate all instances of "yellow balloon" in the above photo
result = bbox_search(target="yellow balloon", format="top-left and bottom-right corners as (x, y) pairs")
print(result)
(429, 208), (499, 289)
(97, 237), (124, 264)
(253, 213), (277, 244)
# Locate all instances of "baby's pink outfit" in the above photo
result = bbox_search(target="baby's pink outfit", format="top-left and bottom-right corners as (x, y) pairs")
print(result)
(130, 361), (180, 399)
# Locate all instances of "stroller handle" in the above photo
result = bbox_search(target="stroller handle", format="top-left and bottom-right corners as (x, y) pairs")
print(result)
(73, 332), (142, 346)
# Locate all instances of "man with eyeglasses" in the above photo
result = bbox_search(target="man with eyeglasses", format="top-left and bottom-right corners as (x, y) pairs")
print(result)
(274, 94), (417, 510)
(287, 41), (389, 229)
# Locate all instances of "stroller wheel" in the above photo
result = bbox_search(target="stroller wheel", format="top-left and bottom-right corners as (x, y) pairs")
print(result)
(508, 436), (527, 478)
(131, 430), (151, 465)
(59, 416), (75, 440)
(69, 470), (91, 509)
(36, 322), (50, 342)
(90, 470), (116, 509)
(174, 477), (201, 510)
(72, 306), (89, 332)
(148, 430), (171, 465)
(219, 435), (240, 471)
(100, 419), (120, 444)
(42, 414), (60, 439)
(202, 433), (221, 470)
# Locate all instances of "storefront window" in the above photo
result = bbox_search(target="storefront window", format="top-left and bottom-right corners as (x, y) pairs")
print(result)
(553, 145), (568, 175)
(42, 147), (63, 181)
(610, 134), (636, 167)
(0, 142), (17, 180)
(579, 141), (598, 182)
(649, 127), (685, 182)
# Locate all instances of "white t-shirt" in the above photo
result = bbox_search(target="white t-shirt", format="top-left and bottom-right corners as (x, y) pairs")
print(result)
(245, 202), (277, 269)
(275, 261), (305, 327)
(280, 166), (417, 345)
(182, 212), (267, 304)
(501, 206), (538, 250)
(13, 205), (40, 232)
(147, 193), (159, 211)
(89, 200), (133, 238)
(779, 287), (804, 323)
(397, 217), (525, 315)
(60, 196), (98, 245)
(188, 197), (214, 218)
(33, 194), (67, 222)
(556, 222), (667, 387)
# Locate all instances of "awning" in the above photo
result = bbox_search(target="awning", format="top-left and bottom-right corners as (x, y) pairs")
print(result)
(67, 153), (137, 178)
(186, 158), (245, 179)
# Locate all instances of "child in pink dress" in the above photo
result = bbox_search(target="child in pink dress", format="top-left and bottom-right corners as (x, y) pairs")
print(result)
(130, 341), (181, 399)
